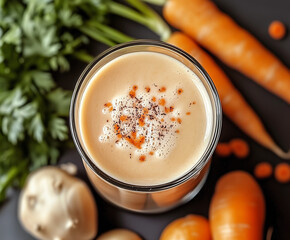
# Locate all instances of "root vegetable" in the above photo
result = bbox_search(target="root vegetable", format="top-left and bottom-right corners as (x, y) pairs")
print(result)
(209, 171), (265, 240)
(159, 215), (211, 240)
(268, 21), (287, 40)
(274, 163), (290, 183)
(164, 0), (290, 104)
(215, 143), (232, 157)
(254, 162), (273, 179)
(18, 166), (97, 240)
(229, 139), (250, 158)
(167, 32), (288, 158)
(96, 229), (142, 240)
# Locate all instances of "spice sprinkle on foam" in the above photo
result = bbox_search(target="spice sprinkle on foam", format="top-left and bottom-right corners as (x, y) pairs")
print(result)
(99, 85), (192, 162)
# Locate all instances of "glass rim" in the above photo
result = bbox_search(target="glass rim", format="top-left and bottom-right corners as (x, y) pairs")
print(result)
(70, 39), (222, 192)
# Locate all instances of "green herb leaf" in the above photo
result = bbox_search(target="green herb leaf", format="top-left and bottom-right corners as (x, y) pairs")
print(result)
(47, 88), (72, 116)
(48, 116), (68, 141)
(31, 71), (56, 93)
(0, 0), (166, 203)
(0, 88), (26, 115)
(28, 113), (45, 143)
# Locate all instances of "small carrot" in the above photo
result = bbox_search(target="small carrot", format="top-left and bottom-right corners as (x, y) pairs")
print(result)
(210, 171), (265, 240)
(215, 143), (231, 157)
(274, 163), (290, 183)
(167, 32), (289, 159)
(268, 21), (287, 40)
(229, 138), (250, 158)
(160, 215), (212, 240)
(254, 162), (273, 179)
(164, 0), (290, 103)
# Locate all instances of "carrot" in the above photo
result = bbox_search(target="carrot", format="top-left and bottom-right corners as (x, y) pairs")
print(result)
(274, 163), (290, 183)
(215, 143), (231, 157)
(268, 21), (287, 40)
(209, 171), (265, 240)
(254, 162), (273, 179)
(160, 215), (212, 240)
(229, 138), (250, 158)
(266, 227), (273, 240)
(163, 0), (290, 104)
(167, 32), (289, 159)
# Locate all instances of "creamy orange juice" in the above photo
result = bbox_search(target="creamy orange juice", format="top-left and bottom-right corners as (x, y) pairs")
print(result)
(79, 51), (213, 186)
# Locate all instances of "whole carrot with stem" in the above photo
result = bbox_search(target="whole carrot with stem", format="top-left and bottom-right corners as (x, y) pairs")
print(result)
(162, 0), (290, 104)
(210, 171), (265, 240)
(167, 32), (289, 158)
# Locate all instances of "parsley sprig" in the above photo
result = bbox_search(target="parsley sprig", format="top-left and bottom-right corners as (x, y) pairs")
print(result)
(0, 0), (170, 202)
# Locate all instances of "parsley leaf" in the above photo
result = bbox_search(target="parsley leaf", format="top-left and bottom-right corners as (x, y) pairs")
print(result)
(0, 0), (168, 203)
(49, 116), (68, 141)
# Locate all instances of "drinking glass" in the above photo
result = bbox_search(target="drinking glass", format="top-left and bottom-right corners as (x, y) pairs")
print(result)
(70, 40), (222, 213)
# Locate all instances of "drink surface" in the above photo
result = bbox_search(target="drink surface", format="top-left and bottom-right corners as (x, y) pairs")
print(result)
(79, 52), (213, 185)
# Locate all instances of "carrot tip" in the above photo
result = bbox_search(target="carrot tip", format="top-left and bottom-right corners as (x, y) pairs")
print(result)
(266, 227), (273, 240)
(271, 146), (290, 160)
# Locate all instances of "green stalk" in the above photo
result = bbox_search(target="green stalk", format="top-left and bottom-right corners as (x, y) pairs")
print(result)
(125, 0), (171, 40)
(87, 21), (134, 43)
(0, 163), (25, 202)
(126, 0), (160, 17)
(107, 1), (171, 41)
(141, 0), (166, 5)
(72, 51), (94, 63)
(79, 26), (115, 47)
(108, 2), (149, 26)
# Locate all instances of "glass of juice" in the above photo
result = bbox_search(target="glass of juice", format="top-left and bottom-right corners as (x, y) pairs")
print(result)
(70, 40), (222, 213)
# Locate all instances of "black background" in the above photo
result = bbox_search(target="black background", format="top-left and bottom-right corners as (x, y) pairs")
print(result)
(0, 0), (289, 239)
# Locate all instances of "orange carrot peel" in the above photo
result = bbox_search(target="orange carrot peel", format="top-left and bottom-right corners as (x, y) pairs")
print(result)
(163, 0), (290, 104)
(274, 163), (290, 183)
(160, 214), (212, 240)
(215, 143), (231, 157)
(167, 32), (290, 159)
(210, 171), (265, 240)
(268, 21), (287, 40)
(229, 138), (250, 158)
(254, 162), (273, 179)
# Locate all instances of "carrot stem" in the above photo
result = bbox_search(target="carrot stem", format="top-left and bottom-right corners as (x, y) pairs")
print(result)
(126, 0), (171, 40)
(108, 1), (171, 40)
(72, 51), (94, 63)
(79, 26), (115, 46)
(0, 161), (26, 202)
(141, 0), (166, 5)
(87, 21), (134, 43)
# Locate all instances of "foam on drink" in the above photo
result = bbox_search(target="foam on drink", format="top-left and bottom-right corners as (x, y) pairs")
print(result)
(99, 85), (184, 160)
(79, 52), (213, 185)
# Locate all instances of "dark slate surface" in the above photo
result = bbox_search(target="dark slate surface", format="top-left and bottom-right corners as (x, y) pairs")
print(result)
(0, 0), (289, 239)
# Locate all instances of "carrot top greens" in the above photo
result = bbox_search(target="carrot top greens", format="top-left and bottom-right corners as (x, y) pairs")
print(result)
(0, 0), (169, 202)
